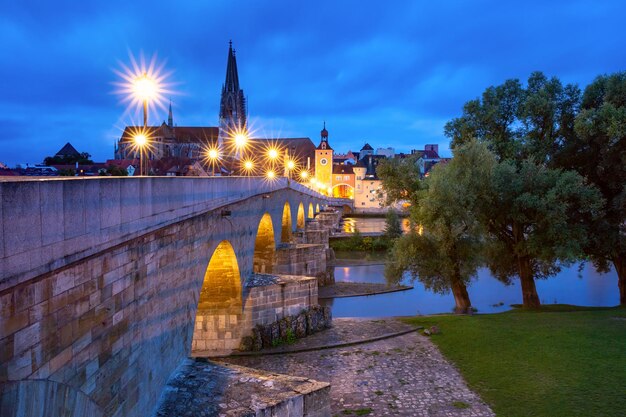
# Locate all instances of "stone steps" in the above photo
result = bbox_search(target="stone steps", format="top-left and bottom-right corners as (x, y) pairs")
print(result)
(154, 358), (330, 417)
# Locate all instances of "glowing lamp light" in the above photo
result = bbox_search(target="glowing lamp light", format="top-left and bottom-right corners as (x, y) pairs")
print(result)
(243, 160), (254, 171)
(266, 170), (276, 179)
(234, 133), (247, 148)
(286, 160), (295, 170)
(133, 73), (157, 101)
(134, 134), (147, 147)
(300, 171), (309, 179)
(268, 148), (279, 160)
(207, 148), (219, 160)
(327, 186), (333, 195)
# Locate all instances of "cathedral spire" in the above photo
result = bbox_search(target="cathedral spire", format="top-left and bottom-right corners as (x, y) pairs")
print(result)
(219, 41), (247, 135)
(168, 100), (173, 128)
(224, 40), (240, 93)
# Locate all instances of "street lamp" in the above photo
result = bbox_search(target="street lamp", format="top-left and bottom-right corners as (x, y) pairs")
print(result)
(133, 72), (157, 127)
(206, 147), (220, 176)
(267, 148), (279, 160)
(242, 159), (254, 174)
(134, 133), (147, 176)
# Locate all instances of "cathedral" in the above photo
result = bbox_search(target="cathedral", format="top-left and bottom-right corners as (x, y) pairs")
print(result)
(115, 41), (318, 176)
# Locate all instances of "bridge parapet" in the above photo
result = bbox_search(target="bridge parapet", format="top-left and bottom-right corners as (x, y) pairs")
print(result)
(0, 177), (324, 292)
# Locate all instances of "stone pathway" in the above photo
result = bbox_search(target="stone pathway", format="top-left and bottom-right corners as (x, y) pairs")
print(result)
(319, 282), (413, 299)
(220, 319), (495, 416)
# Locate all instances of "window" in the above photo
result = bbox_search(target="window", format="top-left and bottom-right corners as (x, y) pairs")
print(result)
(344, 175), (350, 180)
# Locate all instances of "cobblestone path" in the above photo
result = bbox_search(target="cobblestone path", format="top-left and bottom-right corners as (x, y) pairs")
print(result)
(220, 329), (495, 416)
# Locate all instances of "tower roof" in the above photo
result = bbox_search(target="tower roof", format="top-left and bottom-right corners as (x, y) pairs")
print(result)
(55, 142), (81, 158)
(321, 121), (328, 139)
(219, 41), (247, 131)
(224, 40), (240, 93)
(168, 100), (173, 127)
(316, 122), (332, 150)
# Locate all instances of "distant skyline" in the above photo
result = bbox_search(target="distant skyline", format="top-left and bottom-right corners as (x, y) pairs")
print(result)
(2, 0), (626, 166)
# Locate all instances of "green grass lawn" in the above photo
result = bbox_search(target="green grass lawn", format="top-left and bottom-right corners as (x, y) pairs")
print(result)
(404, 305), (626, 417)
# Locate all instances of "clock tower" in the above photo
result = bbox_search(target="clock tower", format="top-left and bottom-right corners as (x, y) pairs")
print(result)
(315, 122), (333, 192)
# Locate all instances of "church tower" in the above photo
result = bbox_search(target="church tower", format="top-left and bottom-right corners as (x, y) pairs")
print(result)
(315, 122), (333, 193)
(218, 41), (247, 150)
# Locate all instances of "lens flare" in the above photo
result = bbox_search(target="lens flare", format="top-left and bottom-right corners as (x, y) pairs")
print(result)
(207, 148), (219, 160)
(134, 133), (147, 147)
(113, 51), (176, 123)
(266, 170), (276, 179)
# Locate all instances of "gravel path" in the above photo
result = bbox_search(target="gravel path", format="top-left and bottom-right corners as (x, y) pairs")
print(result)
(220, 320), (495, 417)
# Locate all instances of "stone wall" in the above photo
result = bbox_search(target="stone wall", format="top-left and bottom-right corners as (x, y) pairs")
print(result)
(274, 244), (327, 279)
(315, 211), (342, 234)
(240, 305), (332, 351)
(244, 275), (319, 327)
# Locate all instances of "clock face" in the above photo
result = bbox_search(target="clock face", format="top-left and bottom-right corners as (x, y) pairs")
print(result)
(320, 158), (328, 165)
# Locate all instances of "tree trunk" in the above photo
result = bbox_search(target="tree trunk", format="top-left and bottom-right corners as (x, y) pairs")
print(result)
(518, 256), (541, 308)
(613, 255), (626, 306)
(451, 274), (472, 314)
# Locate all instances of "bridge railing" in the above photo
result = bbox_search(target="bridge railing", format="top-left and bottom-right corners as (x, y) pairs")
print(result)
(0, 176), (326, 291)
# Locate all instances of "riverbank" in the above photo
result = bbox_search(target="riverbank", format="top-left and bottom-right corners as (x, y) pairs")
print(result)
(404, 305), (626, 417)
(319, 282), (413, 299)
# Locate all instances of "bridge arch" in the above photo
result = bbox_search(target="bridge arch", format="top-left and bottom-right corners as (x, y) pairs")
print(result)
(316, 203), (320, 213)
(308, 202), (314, 219)
(296, 202), (305, 229)
(253, 213), (275, 273)
(281, 201), (292, 242)
(192, 240), (242, 352)
(331, 183), (354, 199)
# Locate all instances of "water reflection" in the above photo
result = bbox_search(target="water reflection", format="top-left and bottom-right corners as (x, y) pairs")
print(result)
(321, 263), (619, 317)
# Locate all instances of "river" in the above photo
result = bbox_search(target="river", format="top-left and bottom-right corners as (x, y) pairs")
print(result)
(325, 217), (620, 317)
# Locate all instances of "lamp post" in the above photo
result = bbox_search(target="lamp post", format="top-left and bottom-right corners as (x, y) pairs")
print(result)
(207, 148), (219, 176)
(134, 133), (147, 176)
(132, 72), (157, 176)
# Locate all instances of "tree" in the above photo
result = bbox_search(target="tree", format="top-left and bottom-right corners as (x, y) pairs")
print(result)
(377, 155), (423, 205)
(478, 160), (602, 308)
(384, 140), (494, 313)
(444, 72), (603, 308)
(554, 72), (626, 304)
(445, 71), (581, 165)
(44, 152), (93, 166)
(383, 209), (402, 240)
(105, 165), (128, 176)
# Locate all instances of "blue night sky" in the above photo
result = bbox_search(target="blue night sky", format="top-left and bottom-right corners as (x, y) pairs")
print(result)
(1, 0), (625, 166)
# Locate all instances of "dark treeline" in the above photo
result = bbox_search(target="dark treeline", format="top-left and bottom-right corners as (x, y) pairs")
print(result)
(380, 71), (626, 311)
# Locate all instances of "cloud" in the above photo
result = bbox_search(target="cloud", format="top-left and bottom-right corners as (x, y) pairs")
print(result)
(1, 0), (625, 166)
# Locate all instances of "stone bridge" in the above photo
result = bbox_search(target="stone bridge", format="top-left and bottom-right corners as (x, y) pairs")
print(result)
(0, 177), (331, 417)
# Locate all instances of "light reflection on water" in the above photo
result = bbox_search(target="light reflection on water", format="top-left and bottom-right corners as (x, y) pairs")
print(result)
(321, 263), (619, 317)
(342, 217), (411, 234)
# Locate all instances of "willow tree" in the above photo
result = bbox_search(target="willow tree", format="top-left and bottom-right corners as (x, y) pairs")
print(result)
(383, 140), (494, 313)
(479, 160), (603, 307)
(444, 72), (603, 308)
